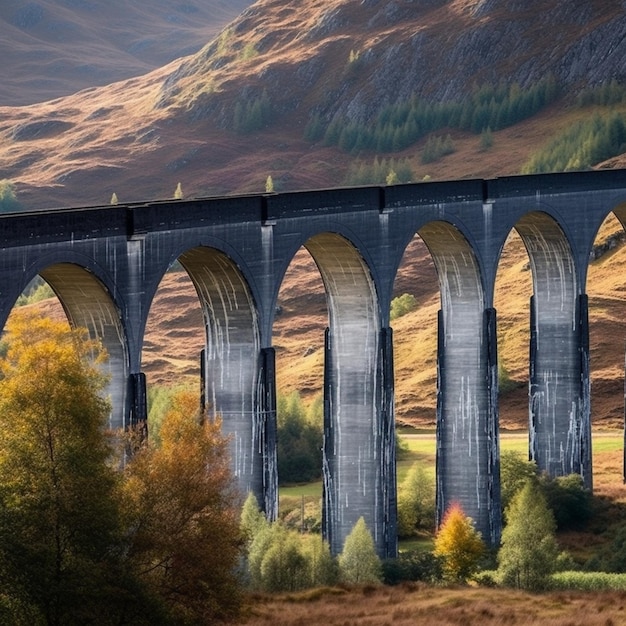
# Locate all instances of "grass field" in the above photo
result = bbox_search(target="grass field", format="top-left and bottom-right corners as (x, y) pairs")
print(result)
(280, 429), (625, 504)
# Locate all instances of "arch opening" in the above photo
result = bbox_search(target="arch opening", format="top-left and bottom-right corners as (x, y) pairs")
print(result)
(587, 210), (626, 491)
(509, 212), (586, 486)
(142, 248), (265, 510)
(5, 264), (128, 432)
(273, 232), (393, 557)
(416, 221), (500, 546)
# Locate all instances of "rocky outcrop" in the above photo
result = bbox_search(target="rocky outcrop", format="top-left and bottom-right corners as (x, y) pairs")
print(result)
(157, 0), (626, 128)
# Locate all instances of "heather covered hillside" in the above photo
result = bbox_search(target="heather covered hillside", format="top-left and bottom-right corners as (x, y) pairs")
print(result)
(2, 0), (626, 208)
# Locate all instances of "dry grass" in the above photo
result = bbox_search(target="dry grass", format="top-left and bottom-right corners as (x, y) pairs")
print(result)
(240, 584), (626, 625)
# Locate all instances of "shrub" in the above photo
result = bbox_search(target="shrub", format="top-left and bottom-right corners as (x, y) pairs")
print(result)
(540, 473), (593, 530)
(390, 293), (417, 321)
(382, 551), (442, 585)
(550, 571), (626, 591)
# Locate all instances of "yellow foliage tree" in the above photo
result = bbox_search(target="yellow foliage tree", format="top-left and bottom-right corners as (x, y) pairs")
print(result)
(0, 311), (139, 623)
(433, 503), (485, 582)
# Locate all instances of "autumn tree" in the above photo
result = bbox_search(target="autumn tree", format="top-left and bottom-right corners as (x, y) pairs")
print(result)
(433, 503), (485, 582)
(497, 480), (559, 590)
(338, 517), (382, 584)
(122, 388), (245, 623)
(0, 311), (136, 624)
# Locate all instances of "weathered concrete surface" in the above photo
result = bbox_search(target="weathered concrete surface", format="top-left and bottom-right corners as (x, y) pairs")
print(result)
(1, 170), (625, 554)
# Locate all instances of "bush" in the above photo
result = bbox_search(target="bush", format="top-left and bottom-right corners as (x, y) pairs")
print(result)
(390, 293), (417, 321)
(382, 551), (442, 585)
(550, 571), (626, 591)
(540, 473), (593, 531)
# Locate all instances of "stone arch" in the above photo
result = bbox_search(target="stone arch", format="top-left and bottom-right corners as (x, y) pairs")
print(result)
(505, 211), (588, 485)
(12, 260), (129, 432)
(283, 231), (393, 557)
(416, 220), (500, 546)
(173, 246), (269, 511)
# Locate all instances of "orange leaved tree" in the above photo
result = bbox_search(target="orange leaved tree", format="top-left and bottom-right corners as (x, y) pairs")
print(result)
(433, 503), (485, 582)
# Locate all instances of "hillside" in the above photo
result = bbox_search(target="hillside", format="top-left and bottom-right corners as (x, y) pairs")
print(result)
(4, 0), (626, 431)
(0, 0), (253, 106)
(2, 0), (626, 209)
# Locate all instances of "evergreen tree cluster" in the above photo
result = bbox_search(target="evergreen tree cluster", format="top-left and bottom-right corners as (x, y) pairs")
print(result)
(307, 76), (559, 154)
(277, 392), (323, 484)
(344, 157), (413, 186)
(241, 495), (382, 592)
(522, 111), (626, 173)
(576, 79), (626, 108)
(421, 134), (455, 164)
(233, 89), (272, 134)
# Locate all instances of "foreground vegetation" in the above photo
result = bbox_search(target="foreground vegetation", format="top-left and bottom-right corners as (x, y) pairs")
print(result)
(3, 310), (626, 624)
(0, 311), (244, 625)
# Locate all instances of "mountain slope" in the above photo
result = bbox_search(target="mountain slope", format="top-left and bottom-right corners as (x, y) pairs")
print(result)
(2, 0), (626, 209)
(0, 0), (253, 106)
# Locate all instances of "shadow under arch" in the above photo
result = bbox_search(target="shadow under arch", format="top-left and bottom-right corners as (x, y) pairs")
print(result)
(300, 231), (394, 558)
(509, 211), (590, 487)
(176, 246), (271, 513)
(417, 220), (500, 546)
(36, 263), (128, 432)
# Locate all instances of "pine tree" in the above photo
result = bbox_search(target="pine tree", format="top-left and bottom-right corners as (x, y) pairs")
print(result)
(497, 480), (559, 590)
(0, 179), (21, 211)
(338, 517), (382, 584)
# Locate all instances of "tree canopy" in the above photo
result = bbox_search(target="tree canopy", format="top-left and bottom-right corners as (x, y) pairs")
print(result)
(497, 479), (559, 590)
(0, 311), (131, 624)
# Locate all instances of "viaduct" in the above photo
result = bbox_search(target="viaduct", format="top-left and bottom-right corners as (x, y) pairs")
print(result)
(1, 169), (626, 558)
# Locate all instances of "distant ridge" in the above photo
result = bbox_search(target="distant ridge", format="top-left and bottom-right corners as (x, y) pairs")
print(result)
(0, 0), (253, 106)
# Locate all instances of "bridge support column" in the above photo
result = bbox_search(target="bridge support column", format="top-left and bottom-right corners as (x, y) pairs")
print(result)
(127, 372), (147, 429)
(378, 327), (397, 558)
(258, 347), (278, 521)
(322, 326), (393, 557)
(530, 294), (591, 487)
(436, 307), (501, 547)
